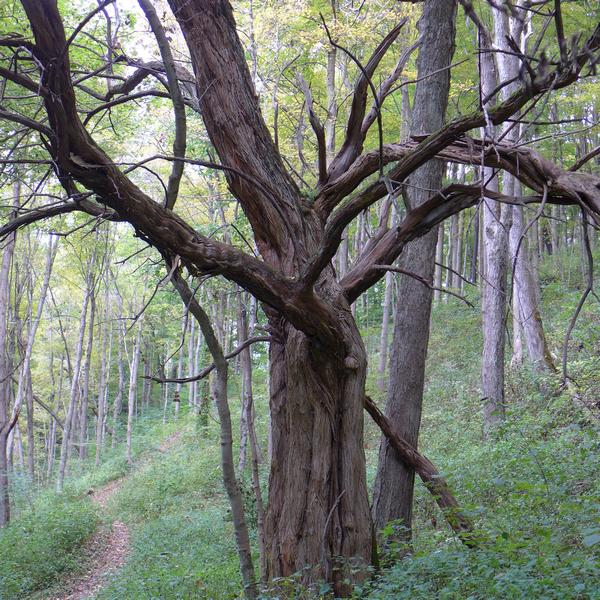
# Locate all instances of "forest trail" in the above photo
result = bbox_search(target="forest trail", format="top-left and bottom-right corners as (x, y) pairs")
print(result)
(46, 478), (129, 600)
(46, 430), (185, 600)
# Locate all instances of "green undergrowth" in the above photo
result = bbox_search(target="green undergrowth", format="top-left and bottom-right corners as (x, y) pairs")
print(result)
(97, 419), (248, 599)
(5, 248), (600, 599)
(359, 249), (600, 600)
(0, 408), (190, 599)
(0, 492), (97, 599)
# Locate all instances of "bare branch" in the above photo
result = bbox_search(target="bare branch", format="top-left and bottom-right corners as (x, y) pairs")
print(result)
(296, 73), (327, 184)
(570, 145), (600, 172)
(147, 335), (271, 384)
(373, 264), (475, 308)
(138, 0), (187, 210)
(325, 17), (408, 182)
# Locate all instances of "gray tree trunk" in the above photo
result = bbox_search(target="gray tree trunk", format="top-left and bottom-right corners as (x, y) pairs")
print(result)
(171, 272), (257, 599)
(57, 261), (92, 492)
(372, 0), (457, 541)
(79, 285), (96, 460)
(0, 183), (18, 526)
(126, 318), (143, 464)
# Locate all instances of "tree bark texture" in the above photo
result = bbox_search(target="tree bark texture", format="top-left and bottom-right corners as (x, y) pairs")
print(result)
(372, 0), (457, 539)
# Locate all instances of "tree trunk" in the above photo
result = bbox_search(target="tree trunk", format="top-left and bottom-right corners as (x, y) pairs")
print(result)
(79, 285), (96, 460)
(126, 319), (143, 464)
(372, 0), (457, 541)
(265, 306), (371, 593)
(480, 9), (509, 440)
(95, 283), (111, 466)
(433, 225), (444, 301)
(57, 271), (91, 492)
(112, 297), (126, 447)
(377, 271), (393, 391)
(171, 272), (257, 600)
(14, 236), (57, 483)
(0, 184), (18, 526)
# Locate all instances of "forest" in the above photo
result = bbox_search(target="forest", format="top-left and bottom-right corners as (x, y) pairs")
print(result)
(0, 0), (599, 598)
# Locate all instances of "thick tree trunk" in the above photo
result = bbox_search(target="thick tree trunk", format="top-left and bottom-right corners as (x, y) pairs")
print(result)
(265, 303), (371, 594)
(480, 9), (509, 439)
(493, 4), (554, 374)
(372, 0), (457, 541)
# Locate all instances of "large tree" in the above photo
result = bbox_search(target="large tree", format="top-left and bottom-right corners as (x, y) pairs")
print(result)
(1, 0), (599, 594)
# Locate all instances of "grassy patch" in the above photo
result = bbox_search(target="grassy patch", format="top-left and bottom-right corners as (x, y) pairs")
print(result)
(0, 492), (97, 599)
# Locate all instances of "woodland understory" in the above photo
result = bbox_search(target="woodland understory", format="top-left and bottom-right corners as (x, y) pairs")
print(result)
(0, 0), (599, 598)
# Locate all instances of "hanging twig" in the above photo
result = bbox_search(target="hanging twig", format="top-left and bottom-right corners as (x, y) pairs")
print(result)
(561, 210), (595, 383)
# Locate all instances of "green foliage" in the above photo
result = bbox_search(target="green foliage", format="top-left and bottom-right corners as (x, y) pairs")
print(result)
(97, 510), (241, 600)
(98, 422), (246, 599)
(112, 430), (224, 523)
(0, 493), (97, 599)
(359, 269), (600, 600)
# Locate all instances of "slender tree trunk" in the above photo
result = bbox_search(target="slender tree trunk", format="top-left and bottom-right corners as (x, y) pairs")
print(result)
(171, 272), (257, 599)
(79, 286), (96, 460)
(95, 284), (111, 466)
(126, 319), (143, 464)
(57, 271), (91, 492)
(377, 271), (393, 391)
(112, 283), (126, 447)
(372, 0), (457, 542)
(237, 289), (267, 581)
(0, 195), (16, 525)
(434, 226), (444, 301)
(14, 236), (57, 485)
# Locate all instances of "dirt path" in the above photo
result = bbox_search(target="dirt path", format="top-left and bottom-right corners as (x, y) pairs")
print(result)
(47, 478), (130, 600)
(46, 430), (185, 600)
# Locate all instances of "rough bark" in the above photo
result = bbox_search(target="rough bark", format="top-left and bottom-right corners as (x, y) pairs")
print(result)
(372, 0), (457, 541)
(5, 0), (600, 592)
